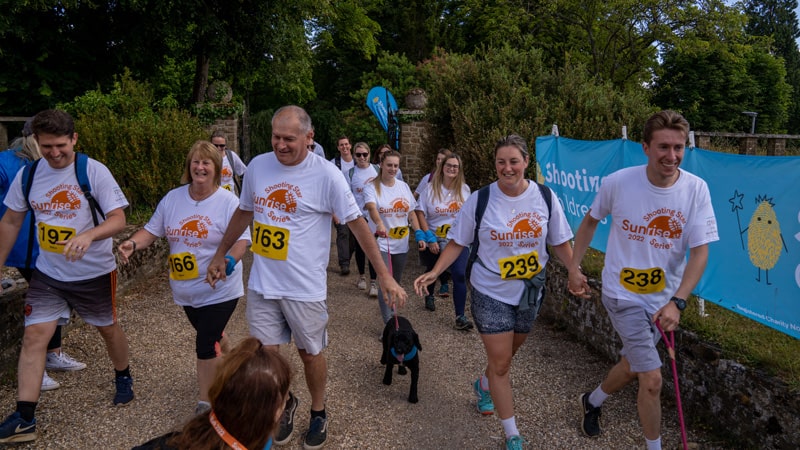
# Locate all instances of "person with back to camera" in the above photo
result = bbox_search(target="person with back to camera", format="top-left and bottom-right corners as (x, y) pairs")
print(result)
(0, 109), (133, 444)
(414, 148), (454, 300)
(414, 135), (589, 450)
(132, 336), (292, 450)
(209, 130), (246, 196)
(0, 119), (87, 393)
(347, 142), (379, 295)
(205, 106), (407, 450)
(117, 140), (250, 415)
(415, 153), (472, 328)
(568, 110), (719, 450)
(364, 150), (426, 327)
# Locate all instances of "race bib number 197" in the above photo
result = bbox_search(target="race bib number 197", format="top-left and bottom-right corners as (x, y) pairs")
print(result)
(252, 221), (289, 260)
(38, 223), (75, 253)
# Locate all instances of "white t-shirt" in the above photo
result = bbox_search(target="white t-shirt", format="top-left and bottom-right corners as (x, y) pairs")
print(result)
(221, 150), (246, 194)
(240, 152), (361, 301)
(590, 166), (719, 313)
(144, 186), (249, 307)
(416, 183), (471, 239)
(4, 157), (129, 281)
(331, 156), (355, 178)
(414, 173), (432, 197)
(349, 164), (378, 217)
(449, 182), (573, 305)
(363, 180), (417, 254)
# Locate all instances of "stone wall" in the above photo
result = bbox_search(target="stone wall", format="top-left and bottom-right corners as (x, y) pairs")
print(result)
(542, 260), (799, 449)
(0, 226), (170, 380)
(399, 114), (431, 191)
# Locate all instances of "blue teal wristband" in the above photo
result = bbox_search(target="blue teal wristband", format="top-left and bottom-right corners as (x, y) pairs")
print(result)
(414, 229), (426, 242)
(225, 255), (236, 276)
(425, 229), (438, 243)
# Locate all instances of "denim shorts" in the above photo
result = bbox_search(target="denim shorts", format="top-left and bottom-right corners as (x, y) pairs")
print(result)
(470, 287), (539, 335)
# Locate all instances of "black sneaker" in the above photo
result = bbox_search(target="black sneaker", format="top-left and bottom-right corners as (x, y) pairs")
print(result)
(454, 315), (474, 330)
(339, 266), (350, 276)
(303, 414), (329, 450)
(275, 392), (298, 445)
(113, 376), (134, 406)
(0, 411), (37, 443)
(424, 295), (435, 311)
(579, 392), (602, 437)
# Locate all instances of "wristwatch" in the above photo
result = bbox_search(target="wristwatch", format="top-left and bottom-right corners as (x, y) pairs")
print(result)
(670, 296), (687, 311)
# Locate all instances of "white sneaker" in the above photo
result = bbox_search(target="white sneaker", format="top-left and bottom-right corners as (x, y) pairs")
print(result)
(46, 351), (87, 371)
(41, 371), (60, 391)
(357, 276), (367, 290)
(368, 282), (378, 297)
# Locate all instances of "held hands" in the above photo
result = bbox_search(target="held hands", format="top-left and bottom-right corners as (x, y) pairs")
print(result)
(205, 254), (228, 289)
(567, 267), (591, 299)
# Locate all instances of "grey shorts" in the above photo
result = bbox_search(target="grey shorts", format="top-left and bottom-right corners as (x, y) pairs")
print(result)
(246, 289), (329, 355)
(26, 269), (118, 327)
(470, 287), (539, 335)
(602, 293), (662, 373)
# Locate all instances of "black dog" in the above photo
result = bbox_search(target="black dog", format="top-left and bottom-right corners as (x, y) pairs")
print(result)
(380, 315), (421, 403)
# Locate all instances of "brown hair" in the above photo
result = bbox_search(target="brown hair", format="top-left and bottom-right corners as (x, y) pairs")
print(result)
(168, 337), (292, 450)
(180, 141), (223, 186)
(643, 110), (689, 144)
(372, 150), (401, 196)
(373, 143), (394, 164)
(430, 154), (466, 204)
(494, 134), (529, 159)
(31, 109), (75, 137)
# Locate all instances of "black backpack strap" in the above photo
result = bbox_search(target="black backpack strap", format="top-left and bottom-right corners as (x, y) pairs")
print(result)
(535, 181), (552, 221)
(225, 149), (242, 194)
(466, 185), (490, 280)
(334, 155), (341, 169)
(74, 153), (105, 227)
(21, 159), (41, 269)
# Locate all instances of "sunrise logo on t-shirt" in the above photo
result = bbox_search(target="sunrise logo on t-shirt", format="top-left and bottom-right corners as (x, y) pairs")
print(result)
(166, 215), (211, 248)
(31, 184), (83, 220)
(622, 208), (685, 240)
(434, 201), (462, 216)
(221, 165), (233, 179)
(254, 182), (302, 216)
(379, 198), (410, 217)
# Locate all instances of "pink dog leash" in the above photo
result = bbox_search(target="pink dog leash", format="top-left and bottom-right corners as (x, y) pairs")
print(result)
(656, 320), (688, 450)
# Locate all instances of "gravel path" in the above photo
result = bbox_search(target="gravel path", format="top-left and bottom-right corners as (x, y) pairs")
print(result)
(1, 240), (726, 449)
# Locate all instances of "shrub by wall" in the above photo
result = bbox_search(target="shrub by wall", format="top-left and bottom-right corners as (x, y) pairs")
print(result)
(60, 72), (208, 212)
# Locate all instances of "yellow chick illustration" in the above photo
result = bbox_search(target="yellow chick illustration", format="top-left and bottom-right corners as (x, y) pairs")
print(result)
(745, 195), (786, 285)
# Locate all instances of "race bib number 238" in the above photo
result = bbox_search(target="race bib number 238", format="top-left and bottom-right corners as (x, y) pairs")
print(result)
(620, 267), (665, 294)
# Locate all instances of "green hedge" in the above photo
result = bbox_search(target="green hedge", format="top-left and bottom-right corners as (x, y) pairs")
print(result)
(59, 72), (207, 214)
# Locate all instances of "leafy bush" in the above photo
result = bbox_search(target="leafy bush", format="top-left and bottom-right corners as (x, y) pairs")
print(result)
(59, 71), (207, 213)
(420, 45), (655, 188)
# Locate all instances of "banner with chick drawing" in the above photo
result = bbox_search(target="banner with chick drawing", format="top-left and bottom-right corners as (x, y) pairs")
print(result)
(536, 135), (800, 339)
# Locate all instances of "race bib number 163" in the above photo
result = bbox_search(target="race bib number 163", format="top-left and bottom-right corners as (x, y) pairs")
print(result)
(252, 221), (289, 260)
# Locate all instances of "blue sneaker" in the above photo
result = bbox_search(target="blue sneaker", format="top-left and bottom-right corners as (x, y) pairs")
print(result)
(506, 435), (524, 450)
(114, 376), (134, 406)
(473, 378), (494, 415)
(438, 283), (450, 298)
(303, 414), (329, 450)
(0, 411), (37, 443)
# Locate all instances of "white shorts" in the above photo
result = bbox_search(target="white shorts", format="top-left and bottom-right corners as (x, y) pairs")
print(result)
(246, 289), (329, 355)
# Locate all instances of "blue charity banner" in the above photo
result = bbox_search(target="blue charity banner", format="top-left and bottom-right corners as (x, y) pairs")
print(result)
(536, 135), (800, 339)
(366, 86), (398, 132)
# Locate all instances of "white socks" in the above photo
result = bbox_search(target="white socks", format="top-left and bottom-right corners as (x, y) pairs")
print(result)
(645, 436), (661, 450)
(501, 416), (519, 439)
(588, 385), (609, 408)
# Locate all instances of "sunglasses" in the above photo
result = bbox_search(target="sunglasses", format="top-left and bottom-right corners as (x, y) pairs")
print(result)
(214, 144), (226, 149)
(355, 153), (369, 158)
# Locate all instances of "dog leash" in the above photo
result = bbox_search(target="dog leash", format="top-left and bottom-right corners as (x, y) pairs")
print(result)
(656, 320), (688, 450)
(378, 231), (400, 331)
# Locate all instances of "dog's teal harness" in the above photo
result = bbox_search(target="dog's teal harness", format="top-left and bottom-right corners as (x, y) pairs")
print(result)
(391, 346), (418, 362)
